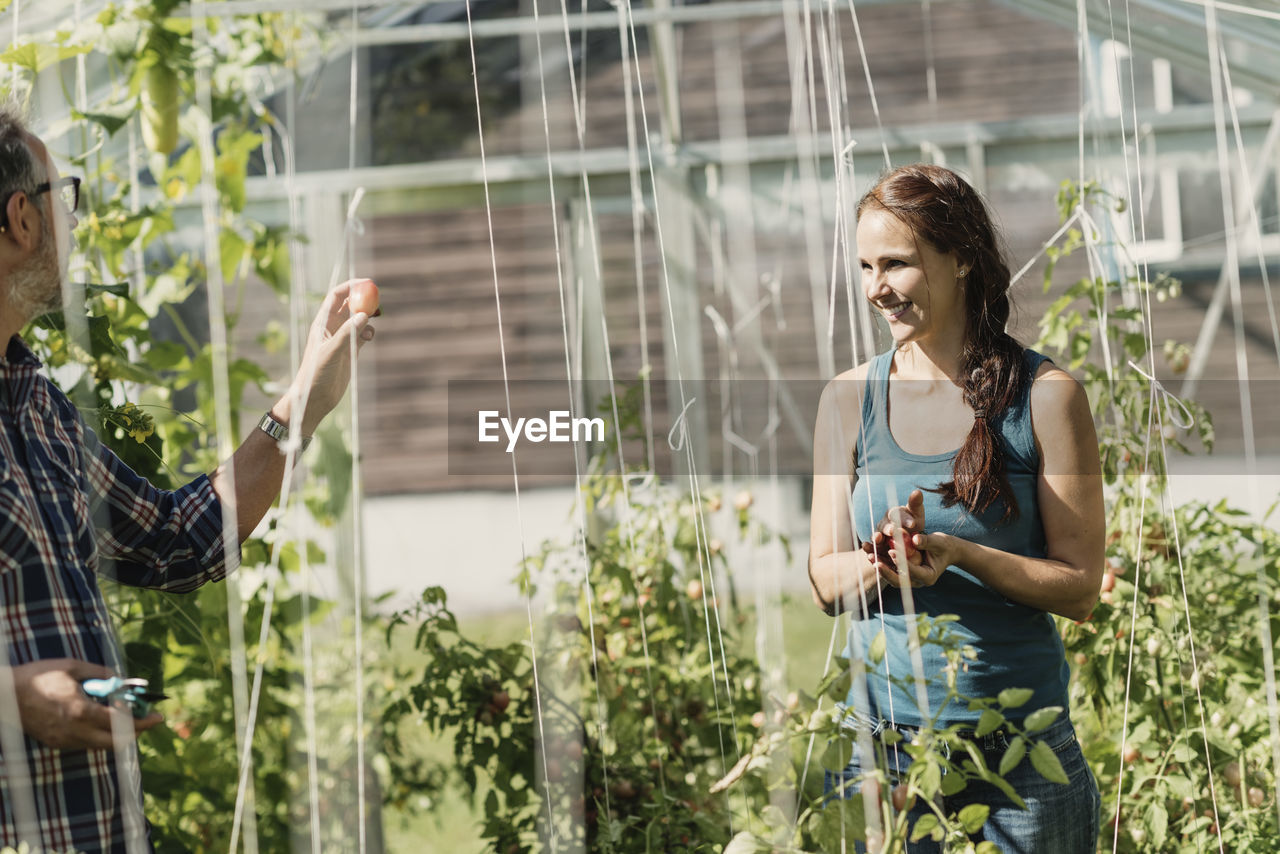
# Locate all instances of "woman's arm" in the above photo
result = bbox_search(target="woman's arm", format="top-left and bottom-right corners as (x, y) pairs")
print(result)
(808, 365), (883, 616)
(888, 364), (1105, 621)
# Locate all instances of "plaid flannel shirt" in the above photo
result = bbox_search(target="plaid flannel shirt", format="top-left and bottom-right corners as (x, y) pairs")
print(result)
(0, 336), (230, 853)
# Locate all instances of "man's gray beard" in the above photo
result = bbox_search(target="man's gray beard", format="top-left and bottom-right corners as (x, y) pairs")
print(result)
(8, 223), (62, 320)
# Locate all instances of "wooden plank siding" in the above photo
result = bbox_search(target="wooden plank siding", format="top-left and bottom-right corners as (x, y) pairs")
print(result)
(335, 0), (1277, 495)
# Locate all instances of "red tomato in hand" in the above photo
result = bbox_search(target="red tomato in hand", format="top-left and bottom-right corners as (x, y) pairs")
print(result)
(347, 280), (380, 316)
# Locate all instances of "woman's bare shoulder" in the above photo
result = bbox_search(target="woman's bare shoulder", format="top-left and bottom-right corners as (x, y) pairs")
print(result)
(819, 362), (873, 418)
(1029, 360), (1095, 439)
(1030, 360), (1086, 403)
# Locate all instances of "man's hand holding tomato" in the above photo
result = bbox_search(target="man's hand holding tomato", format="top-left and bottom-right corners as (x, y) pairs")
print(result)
(214, 277), (380, 542)
(346, 278), (381, 318)
(275, 278), (379, 437)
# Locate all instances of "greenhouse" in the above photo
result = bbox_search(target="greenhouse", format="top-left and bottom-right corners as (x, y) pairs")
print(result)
(0, 0), (1277, 851)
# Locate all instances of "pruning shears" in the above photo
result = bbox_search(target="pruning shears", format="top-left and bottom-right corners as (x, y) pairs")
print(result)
(81, 677), (168, 719)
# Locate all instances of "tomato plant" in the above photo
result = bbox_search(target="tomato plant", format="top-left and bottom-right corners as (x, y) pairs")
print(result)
(3, 6), (394, 850)
(1044, 181), (1279, 852)
(382, 392), (783, 852)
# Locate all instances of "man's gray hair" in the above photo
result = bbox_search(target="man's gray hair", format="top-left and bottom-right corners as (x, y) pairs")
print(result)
(0, 103), (42, 209)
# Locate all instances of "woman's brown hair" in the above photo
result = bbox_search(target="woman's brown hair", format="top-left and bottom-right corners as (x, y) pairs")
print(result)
(857, 163), (1027, 521)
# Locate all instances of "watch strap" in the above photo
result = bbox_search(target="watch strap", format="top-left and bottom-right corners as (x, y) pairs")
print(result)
(258, 412), (312, 451)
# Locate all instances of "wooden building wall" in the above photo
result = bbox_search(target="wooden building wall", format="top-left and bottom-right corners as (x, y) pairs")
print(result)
(339, 0), (1277, 495)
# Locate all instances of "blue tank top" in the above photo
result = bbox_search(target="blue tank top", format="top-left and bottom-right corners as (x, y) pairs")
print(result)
(846, 348), (1070, 726)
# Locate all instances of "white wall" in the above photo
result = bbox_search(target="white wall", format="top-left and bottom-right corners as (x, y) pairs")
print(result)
(361, 477), (815, 615)
(361, 458), (1280, 615)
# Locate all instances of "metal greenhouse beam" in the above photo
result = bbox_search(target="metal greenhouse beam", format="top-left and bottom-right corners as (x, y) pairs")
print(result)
(1002, 0), (1280, 96)
(231, 103), (1277, 201)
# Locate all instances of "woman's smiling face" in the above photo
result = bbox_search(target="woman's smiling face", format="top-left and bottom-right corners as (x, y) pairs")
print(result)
(856, 206), (966, 349)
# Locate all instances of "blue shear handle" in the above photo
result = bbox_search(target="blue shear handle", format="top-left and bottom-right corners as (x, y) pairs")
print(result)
(81, 677), (127, 700)
(81, 678), (152, 719)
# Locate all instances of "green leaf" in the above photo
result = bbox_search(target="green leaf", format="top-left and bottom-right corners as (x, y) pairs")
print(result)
(997, 687), (1034, 709)
(940, 769), (967, 796)
(869, 629), (886, 664)
(975, 708), (1004, 737)
(139, 272), (197, 316)
(213, 129), (261, 213)
(812, 798), (867, 849)
(100, 356), (160, 385)
(820, 736), (855, 772)
(143, 340), (189, 372)
(824, 668), (853, 702)
(167, 145), (203, 188)
(958, 803), (990, 834)
(253, 226), (293, 294)
(102, 19), (145, 58)
(910, 813), (941, 843)
(87, 314), (125, 359)
(1123, 331), (1148, 360)
(1043, 291), (1076, 320)
(976, 843), (1002, 854)
(0, 41), (92, 73)
(1022, 706), (1062, 733)
(75, 105), (135, 136)
(1069, 330), (1092, 367)
(919, 759), (941, 796)
(1029, 739), (1069, 784)
(1148, 802), (1168, 849)
(999, 736), (1026, 776)
(87, 282), (131, 299)
(218, 227), (248, 284)
(980, 764), (1027, 809)
(960, 739), (986, 774)
(723, 832), (772, 854)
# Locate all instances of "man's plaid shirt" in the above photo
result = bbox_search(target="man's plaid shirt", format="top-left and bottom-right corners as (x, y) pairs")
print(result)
(0, 336), (230, 852)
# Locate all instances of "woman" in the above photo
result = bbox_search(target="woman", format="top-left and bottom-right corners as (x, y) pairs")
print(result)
(807, 164), (1104, 852)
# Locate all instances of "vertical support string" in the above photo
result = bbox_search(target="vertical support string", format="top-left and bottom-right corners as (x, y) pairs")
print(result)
(1095, 7), (1168, 847)
(344, 8), (370, 850)
(0, 626), (41, 847)
(1204, 8), (1279, 833)
(465, 0), (584, 838)
(189, 3), (259, 851)
(527, 0), (590, 840)
(279, 35), (325, 848)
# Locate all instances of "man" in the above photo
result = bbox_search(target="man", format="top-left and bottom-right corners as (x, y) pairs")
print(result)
(0, 105), (375, 850)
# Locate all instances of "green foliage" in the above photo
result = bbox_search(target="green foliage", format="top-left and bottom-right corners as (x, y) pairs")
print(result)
(3, 6), (384, 852)
(718, 618), (1070, 852)
(1043, 180), (1279, 852)
(382, 397), (780, 853)
(384, 401), (1070, 852)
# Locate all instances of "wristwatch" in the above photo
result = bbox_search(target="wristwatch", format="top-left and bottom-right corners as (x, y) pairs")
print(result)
(258, 411), (312, 452)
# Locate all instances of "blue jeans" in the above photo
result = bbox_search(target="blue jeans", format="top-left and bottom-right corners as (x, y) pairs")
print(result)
(824, 711), (1100, 854)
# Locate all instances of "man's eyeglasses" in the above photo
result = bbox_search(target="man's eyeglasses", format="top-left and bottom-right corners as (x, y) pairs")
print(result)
(0, 176), (81, 231)
(33, 176), (81, 214)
